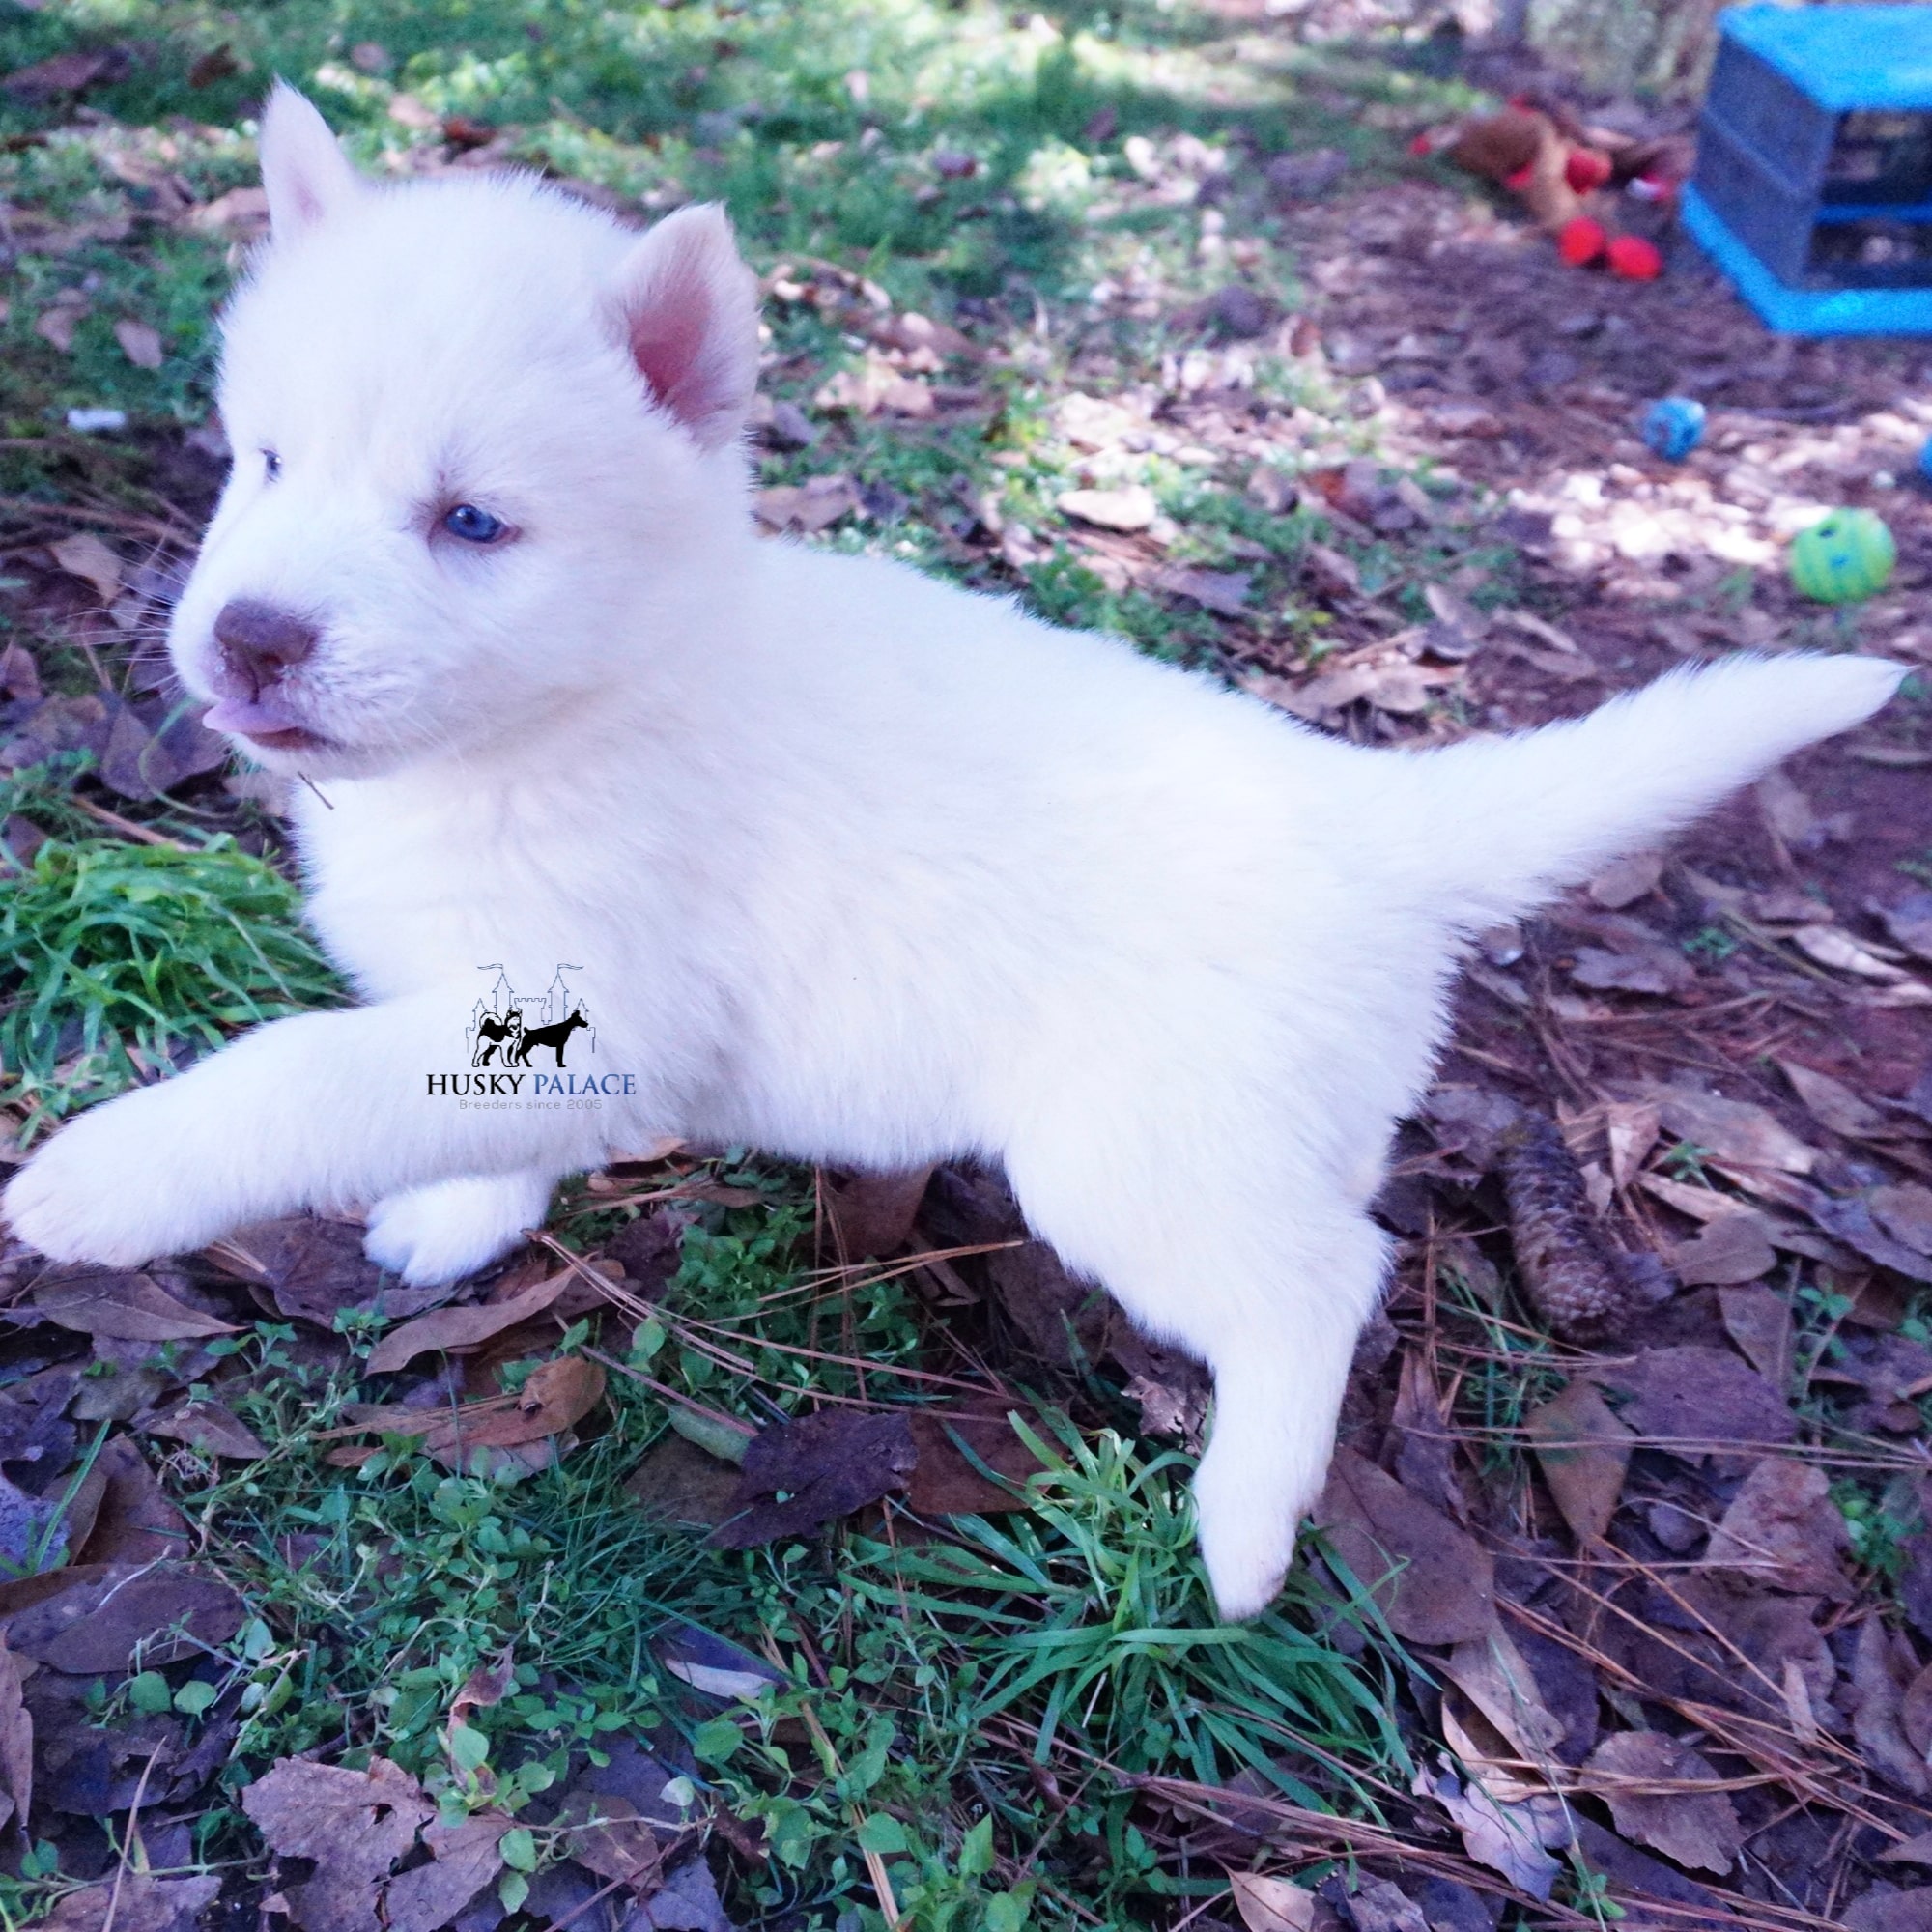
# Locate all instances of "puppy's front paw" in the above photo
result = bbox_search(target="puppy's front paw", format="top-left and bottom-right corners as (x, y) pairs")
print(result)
(3, 1090), (216, 1266)
(364, 1171), (554, 1286)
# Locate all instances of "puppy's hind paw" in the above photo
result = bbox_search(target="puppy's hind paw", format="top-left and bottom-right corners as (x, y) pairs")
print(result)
(1191, 1425), (1328, 1623)
(363, 1171), (555, 1286)
(1195, 1495), (1299, 1624)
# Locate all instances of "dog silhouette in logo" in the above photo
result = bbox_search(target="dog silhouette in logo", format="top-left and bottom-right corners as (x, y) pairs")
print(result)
(471, 1009), (523, 1066)
(511, 1007), (588, 1068)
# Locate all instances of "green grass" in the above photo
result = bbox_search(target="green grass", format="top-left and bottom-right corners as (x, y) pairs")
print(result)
(156, 1231), (1407, 1931)
(0, 762), (341, 1140)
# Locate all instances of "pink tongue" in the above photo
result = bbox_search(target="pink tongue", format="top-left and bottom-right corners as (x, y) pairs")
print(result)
(203, 695), (306, 736)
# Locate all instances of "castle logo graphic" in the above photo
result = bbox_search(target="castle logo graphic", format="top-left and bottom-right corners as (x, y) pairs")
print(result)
(426, 966), (633, 1105)
(467, 964), (597, 1069)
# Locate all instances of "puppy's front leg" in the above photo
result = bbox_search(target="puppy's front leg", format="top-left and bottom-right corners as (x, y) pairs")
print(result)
(3, 992), (612, 1269)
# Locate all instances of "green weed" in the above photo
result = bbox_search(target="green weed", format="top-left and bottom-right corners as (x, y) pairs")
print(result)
(0, 777), (341, 1136)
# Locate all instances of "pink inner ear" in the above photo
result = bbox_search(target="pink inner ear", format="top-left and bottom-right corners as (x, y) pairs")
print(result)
(288, 180), (330, 230)
(626, 254), (724, 436)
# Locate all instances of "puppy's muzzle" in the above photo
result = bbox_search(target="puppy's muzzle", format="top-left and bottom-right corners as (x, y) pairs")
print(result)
(202, 598), (326, 746)
(213, 598), (318, 699)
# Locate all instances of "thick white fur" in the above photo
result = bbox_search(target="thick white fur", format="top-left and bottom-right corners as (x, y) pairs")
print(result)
(4, 88), (1906, 1618)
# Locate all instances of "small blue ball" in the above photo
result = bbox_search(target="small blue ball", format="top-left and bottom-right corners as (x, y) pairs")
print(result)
(1641, 397), (1706, 463)
(1919, 433), (1932, 487)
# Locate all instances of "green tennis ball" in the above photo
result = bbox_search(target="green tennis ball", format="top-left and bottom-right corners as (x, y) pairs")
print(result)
(1789, 508), (1896, 605)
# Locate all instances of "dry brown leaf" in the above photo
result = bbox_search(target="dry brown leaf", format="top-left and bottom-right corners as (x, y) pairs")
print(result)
(753, 474), (859, 534)
(622, 1434), (745, 1529)
(812, 353), (931, 416)
(1524, 1378), (1633, 1544)
(1846, 1887), (1932, 1932)
(1873, 1184), (1932, 1258)
(1339, 1877), (1431, 1932)
(1880, 894), (1932, 965)
(0, 1638), (30, 1836)
(1056, 485), (1156, 533)
(1903, 1662), (1932, 1762)
(226, 1215), (455, 1323)
(243, 1756), (437, 1932)
(867, 309), (974, 359)
(1389, 1348), (1463, 1521)
(1439, 1626), (1567, 1761)
(0, 642), (42, 704)
(1226, 1871), (1317, 1932)
(1416, 1755), (1564, 1898)
(333, 1357), (605, 1467)
(821, 1165), (933, 1262)
(112, 318), (163, 368)
(1792, 924), (1917, 982)
(4, 47), (129, 100)
(1703, 1456), (1852, 1596)
(1852, 1616), (1931, 1798)
(1568, 943), (1697, 999)
(554, 1790), (663, 1888)
(1779, 1060), (1901, 1140)
(1314, 1446), (1495, 1644)
(905, 1408), (1044, 1515)
(1580, 1730), (1743, 1874)
(189, 185), (271, 238)
(63, 1435), (185, 1565)
(366, 1272), (570, 1372)
(144, 1400), (270, 1460)
(1148, 566), (1252, 619)
(1638, 1082), (1819, 1176)
(1600, 1100), (1661, 1188)
(1668, 1212), (1776, 1287)
(1719, 1284), (1795, 1390)
(1, 1560), (243, 1673)
(40, 1877), (220, 1932)
(48, 532), (122, 602)
(1587, 852), (1664, 910)
(1604, 1346), (1796, 1467)
(440, 1354), (606, 1451)
(712, 1407), (917, 1548)
(384, 1816), (508, 1932)
(32, 1270), (237, 1343)
(447, 1648), (517, 1731)
(33, 306), (81, 354)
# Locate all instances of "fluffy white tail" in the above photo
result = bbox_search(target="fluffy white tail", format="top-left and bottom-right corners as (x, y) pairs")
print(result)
(1397, 652), (1907, 929)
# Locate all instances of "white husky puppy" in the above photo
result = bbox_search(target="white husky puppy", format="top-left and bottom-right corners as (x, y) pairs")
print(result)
(3, 85), (1903, 1618)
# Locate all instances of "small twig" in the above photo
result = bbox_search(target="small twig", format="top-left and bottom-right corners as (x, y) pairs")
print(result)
(536, 1870), (632, 1932)
(759, 1632), (901, 1930)
(581, 1348), (755, 1440)
(0, 495), (195, 544)
(101, 1744), (166, 1932)
(70, 795), (186, 848)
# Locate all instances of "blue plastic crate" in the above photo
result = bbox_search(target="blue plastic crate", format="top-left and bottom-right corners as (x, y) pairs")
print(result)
(1687, 4), (1932, 335)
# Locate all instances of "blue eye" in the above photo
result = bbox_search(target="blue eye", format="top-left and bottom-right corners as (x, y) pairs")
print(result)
(263, 450), (281, 480)
(442, 503), (505, 544)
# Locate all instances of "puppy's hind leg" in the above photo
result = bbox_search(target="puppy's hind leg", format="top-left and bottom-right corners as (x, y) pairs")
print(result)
(1186, 1218), (1385, 1621)
(364, 1167), (560, 1286)
(1012, 1135), (1388, 1622)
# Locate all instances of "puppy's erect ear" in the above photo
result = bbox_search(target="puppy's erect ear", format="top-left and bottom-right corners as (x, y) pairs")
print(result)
(607, 204), (759, 451)
(259, 82), (360, 240)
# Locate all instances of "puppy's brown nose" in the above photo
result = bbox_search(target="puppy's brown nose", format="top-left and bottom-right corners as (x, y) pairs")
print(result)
(212, 598), (318, 697)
